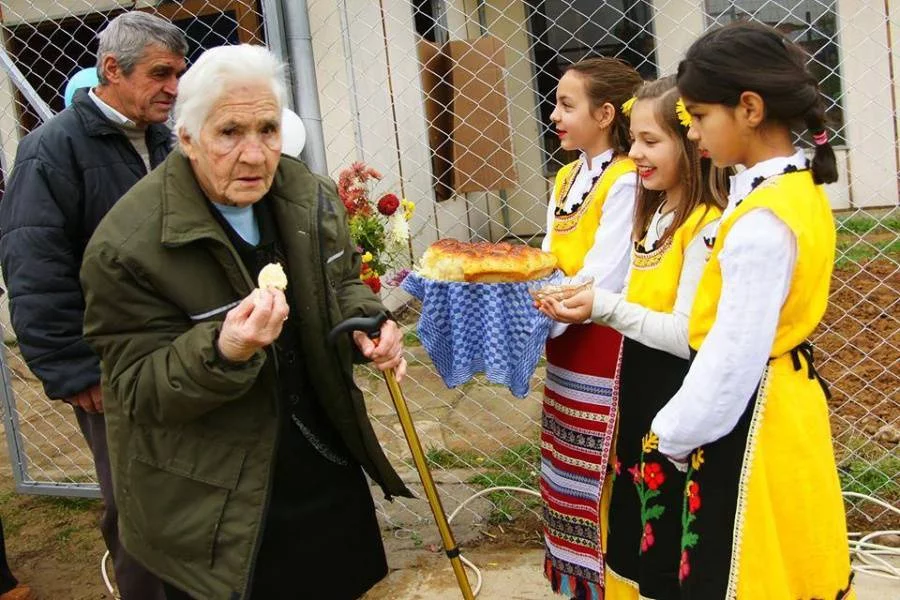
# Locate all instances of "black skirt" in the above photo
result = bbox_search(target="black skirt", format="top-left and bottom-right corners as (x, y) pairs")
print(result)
(249, 418), (387, 600)
(605, 337), (688, 600)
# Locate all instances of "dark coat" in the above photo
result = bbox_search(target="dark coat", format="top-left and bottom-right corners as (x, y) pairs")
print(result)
(0, 88), (171, 399)
(81, 151), (411, 599)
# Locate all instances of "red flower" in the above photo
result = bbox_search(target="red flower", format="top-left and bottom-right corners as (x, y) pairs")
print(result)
(377, 193), (400, 216)
(679, 550), (691, 582)
(628, 464), (641, 484)
(642, 462), (665, 490)
(363, 275), (381, 294)
(640, 522), (655, 552)
(687, 480), (701, 514)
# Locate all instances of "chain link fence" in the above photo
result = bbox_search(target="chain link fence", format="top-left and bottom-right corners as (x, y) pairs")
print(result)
(0, 0), (896, 560)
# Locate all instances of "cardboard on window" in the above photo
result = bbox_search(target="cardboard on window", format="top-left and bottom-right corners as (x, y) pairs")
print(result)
(416, 36), (518, 197)
(445, 37), (518, 193)
(416, 39), (454, 200)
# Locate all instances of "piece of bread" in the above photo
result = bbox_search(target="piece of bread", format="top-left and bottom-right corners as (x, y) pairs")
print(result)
(418, 239), (558, 282)
(528, 278), (593, 303)
(258, 263), (288, 290)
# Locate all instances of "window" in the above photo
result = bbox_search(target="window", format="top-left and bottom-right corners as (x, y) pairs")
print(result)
(3, 0), (260, 135)
(705, 1), (845, 145)
(413, 0), (449, 44)
(526, 0), (657, 172)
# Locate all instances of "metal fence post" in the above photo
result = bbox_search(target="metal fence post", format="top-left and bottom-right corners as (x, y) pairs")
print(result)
(282, 0), (329, 175)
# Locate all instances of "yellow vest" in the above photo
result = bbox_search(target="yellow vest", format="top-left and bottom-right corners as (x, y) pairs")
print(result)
(688, 171), (835, 355)
(549, 158), (636, 276)
(626, 204), (721, 313)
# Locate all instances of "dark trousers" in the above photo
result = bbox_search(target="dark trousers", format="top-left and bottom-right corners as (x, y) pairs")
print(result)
(0, 517), (17, 594)
(74, 407), (165, 600)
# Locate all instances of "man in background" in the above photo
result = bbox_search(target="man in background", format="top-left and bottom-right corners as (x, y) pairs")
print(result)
(0, 12), (187, 599)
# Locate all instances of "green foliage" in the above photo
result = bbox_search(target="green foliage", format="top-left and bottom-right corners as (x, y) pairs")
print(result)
(682, 531), (699, 549)
(837, 213), (900, 236)
(839, 454), (900, 499)
(402, 329), (421, 347)
(466, 443), (541, 522)
(425, 448), (484, 469)
(644, 504), (665, 521)
(349, 215), (387, 272)
(468, 472), (540, 523)
(835, 239), (900, 267)
(495, 443), (542, 470)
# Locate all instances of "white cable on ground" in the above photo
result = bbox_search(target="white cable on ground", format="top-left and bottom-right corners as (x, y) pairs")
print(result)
(843, 491), (900, 581)
(101, 549), (120, 598)
(447, 485), (541, 597)
(98, 488), (898, 597)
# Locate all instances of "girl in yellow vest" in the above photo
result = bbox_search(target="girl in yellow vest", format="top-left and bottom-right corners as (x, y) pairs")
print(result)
(615, 22), (848, 599)
(541, 75), (729, 600)
(539, 57), (642, 600)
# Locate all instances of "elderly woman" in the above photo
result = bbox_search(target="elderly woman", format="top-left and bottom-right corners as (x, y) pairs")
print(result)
(80, 45), (412, 600)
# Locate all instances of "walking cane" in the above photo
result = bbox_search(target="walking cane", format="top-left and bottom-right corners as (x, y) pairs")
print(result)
(328, 313), (476, 600)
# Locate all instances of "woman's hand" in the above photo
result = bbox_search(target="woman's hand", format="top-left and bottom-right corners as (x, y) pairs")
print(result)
(217, 288), (290, 362)
(353, 319), (407, 381)
(537, 288), (594, 324)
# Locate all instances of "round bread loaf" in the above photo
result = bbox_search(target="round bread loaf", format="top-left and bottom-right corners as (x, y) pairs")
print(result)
(417, 239), (558, 282)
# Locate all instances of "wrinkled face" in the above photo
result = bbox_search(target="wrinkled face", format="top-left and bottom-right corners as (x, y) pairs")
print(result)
(684, 101), (743, 168)
(628, 98), (682, 193)
(106, 44), (186, 127)
(180, 82), (282, 207)
(550, 71), (604, 155)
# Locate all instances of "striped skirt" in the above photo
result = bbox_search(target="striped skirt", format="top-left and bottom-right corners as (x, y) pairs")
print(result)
(541, 323), (622, 600)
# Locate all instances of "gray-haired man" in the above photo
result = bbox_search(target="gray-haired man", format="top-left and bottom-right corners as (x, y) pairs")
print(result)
(0, 12), (187, 599)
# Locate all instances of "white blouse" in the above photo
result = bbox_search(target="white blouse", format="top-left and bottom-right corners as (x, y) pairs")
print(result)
(590, 207), (718, 360)
(542, 149), (638, 338)
(651, 150), (808, 459)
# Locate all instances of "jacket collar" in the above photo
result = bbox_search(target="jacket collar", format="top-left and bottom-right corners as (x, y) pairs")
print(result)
(160, 152), (319, 248)
(71, 88), (171, 151)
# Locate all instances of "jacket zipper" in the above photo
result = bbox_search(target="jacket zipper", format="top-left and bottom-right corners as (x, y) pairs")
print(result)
(311, 186), (395, 502)
(201, 235), (281, 599)
(241, 358), (280, 599)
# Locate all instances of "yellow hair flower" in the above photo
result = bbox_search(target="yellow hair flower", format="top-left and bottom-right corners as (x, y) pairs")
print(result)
(675, 98), (692, 128)
(621, 96), (636, 117)
(361, 251), (374, 263)
(401, 198), (416, 221)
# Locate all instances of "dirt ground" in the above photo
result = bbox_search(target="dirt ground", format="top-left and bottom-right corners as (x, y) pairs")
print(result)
(814, 259), (899, 532)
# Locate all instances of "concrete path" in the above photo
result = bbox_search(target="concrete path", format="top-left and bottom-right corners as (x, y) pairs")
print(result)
(366, 549), (899, 599)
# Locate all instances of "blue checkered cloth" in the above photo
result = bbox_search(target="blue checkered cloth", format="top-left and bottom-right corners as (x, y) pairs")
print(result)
(401, 272), (561, 398)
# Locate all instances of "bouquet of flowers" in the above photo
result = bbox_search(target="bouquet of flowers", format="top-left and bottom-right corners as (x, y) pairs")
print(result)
(337, 161), (415, 294)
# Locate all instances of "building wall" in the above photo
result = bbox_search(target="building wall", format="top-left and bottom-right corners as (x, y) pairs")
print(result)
(0, 0), (897, 238)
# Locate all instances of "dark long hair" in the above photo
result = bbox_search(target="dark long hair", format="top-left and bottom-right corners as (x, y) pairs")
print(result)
(677, 21), (837, 184)
(564, 58), (643, 155)
(631, 77), (729, 245)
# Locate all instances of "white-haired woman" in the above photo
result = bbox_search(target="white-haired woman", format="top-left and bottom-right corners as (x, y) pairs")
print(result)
(80, 44), (412, 600)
